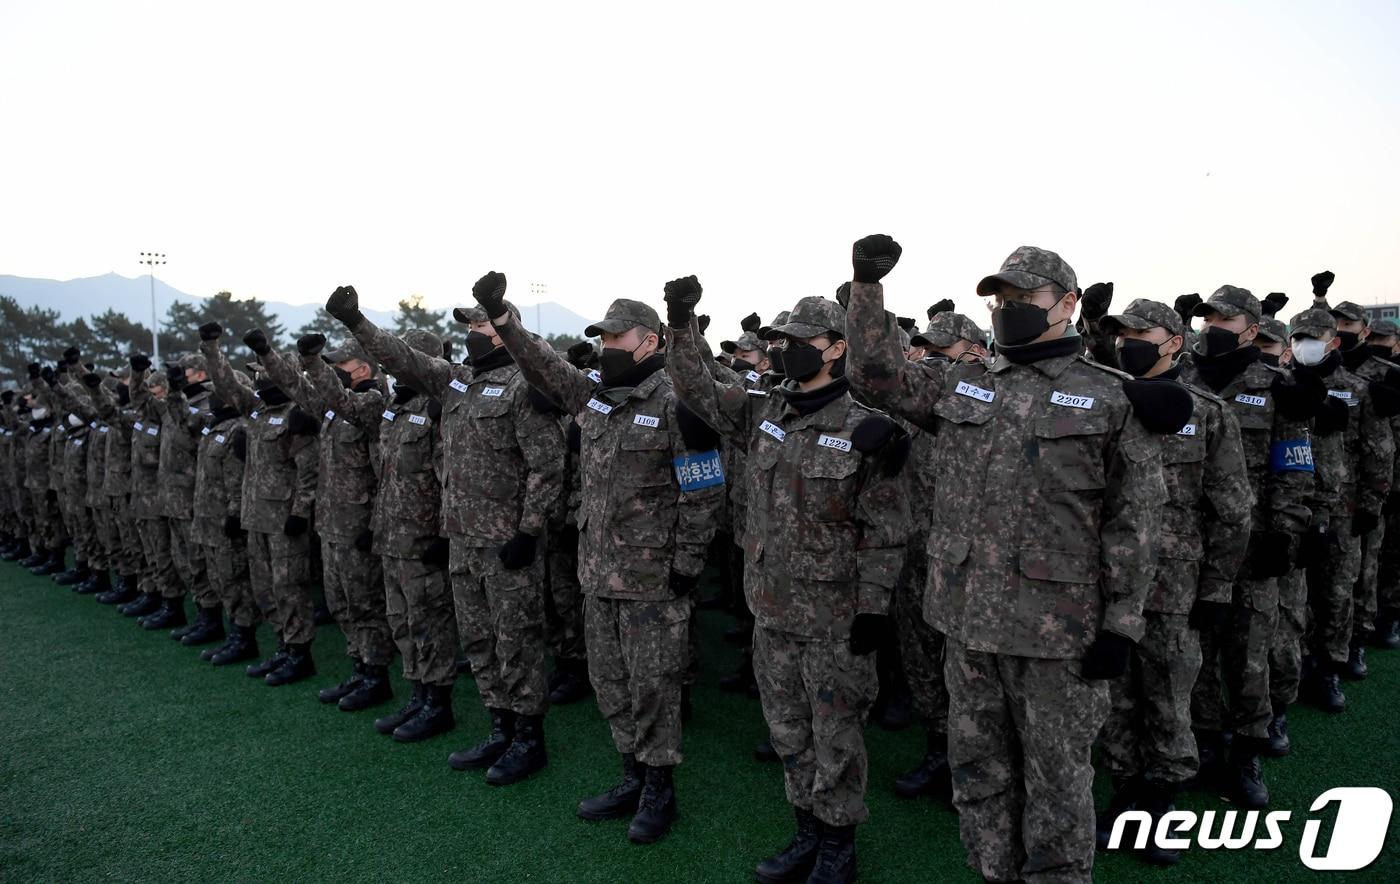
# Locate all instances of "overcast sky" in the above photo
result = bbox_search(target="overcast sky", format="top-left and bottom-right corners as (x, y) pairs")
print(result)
(3, 0), (1398, 335)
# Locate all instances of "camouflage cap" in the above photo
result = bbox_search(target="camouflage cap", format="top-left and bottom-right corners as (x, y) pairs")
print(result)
(584, 299), (661, 337)
(1328, 301), (1368, 323)
(721, 331), (765, 354)
(232, 369), (254, 389)
(324, 337), (371, 365)
(177, 352), (208, 373)
(401, 328), (443, 357)
(1370, 318), (1400, 337)
(1289, 307), (1338, 340)
(975, 246), (1078, 296)
(898, 326), (912, 350)
(1257, 317), (1289, 344)
(453, 300), (521, 324)
(146, 370), (169, 388)
(1099, 299), (1185, 337)
(765, 297), (847, 340)
(109, 365), (131, 380)
(759, 311), (790, 339)
(912, 311), (987, 349)
(1193, 285), (1261, 322)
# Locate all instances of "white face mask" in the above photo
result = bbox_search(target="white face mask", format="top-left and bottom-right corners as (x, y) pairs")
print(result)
(67, 414), (84, 428)
(30, 407), (48, 420)
(1291, 337), (1331, 367)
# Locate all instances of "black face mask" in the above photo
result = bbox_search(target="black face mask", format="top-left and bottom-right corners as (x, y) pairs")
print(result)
(1338, 331), (1362, 351)
(991, 297), (1064, 348)
(1116, 338), (1165, 377)
(599, 345), (641, 386)
(117, 385), (131, 406)
(1259, 352), (1281, 367)
(731, 358), (756, 375)
(767, 348), (785, 377)
(393, 383), (417, 404)
(1195, 325), (1242, 359)
(782, 340), (834, 383)
(253, 381), (289, 407)
(466, 331), (498, 364)
(334, 366), (355, 389)
(1366, 343), (1394, 361)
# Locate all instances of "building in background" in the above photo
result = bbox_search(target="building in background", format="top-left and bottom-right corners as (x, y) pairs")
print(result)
(1364, 303), (1400, 324)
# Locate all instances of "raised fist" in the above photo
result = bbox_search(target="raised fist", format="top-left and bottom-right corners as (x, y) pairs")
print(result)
(852, 234), (902, 284)
(1173, 293), (1202, 324)
(198, 322), (224, 342)
(1261, 292), (1289, 318)
(740, 312), (761, 333)
(63, 347), (81, 365)
(242, 328), (269, 355)
(1311, 271), (1335, 298)
(927, 299), (955, 319)
(297, 333), (326, 356)
(326, 285), (365, 327)
(1080, 282), (1114, 322)
(129, 353), (152, 372)
(26, 363), (41, 379)
(662, 276), (703, 327)
(82, 372), (102, 389)
(471, 272), (508, 318)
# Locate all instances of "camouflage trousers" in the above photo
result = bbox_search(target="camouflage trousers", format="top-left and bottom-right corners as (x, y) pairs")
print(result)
(1353, 516), (1385, 641)
(450, 541), (549, 717)
(322, 537), (393, 667)
(107, 497), (143, 578)
(168, 515), (212, 606)
(1270, 568), (1308, 709)
(1191, 576), (1277, 740)
(199, 536), (258, 628)
(383, 553), (457, 687)
(946, 642), (1109, 884)
(1305, 516), (1358, 665)
(136, 517), (179, 598)
(543, 522), (586, 664)
(246, 529), (314, 645)
(1099, 612), (1201, 785)
(897, 541), (948, 733)
(59, 492), (95, 564)
(86, 502), (113, 571)
(753, 625), (878, 827)
(28, 487), (65, 549)
(585, 594), (688, 767)
(1376, 506), (1400, 622)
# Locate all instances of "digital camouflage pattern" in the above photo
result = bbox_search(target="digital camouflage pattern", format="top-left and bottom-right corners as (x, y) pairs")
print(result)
(193, 409), (257, 628)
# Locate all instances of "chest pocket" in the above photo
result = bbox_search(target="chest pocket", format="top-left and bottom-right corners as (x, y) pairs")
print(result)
(619, 426), (672, 484)
(470, 394), (517, 450)
(798, 444), (861, 522)
(1230, 393), (1274, 432)
(397, 418), (436, 482)
(250, 418), (295, 500)
(1033, 410), (1110, 492)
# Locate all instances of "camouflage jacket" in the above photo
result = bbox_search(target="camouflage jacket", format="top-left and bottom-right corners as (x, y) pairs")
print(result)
(61, 422), (90, 499)
(668, 325), (911, 639)
(86, 384), (137, 498)
(352, 320), (566, 546)
(126, 392), (164, 521)
(1336, 355), (1398, 518)
(262, 346), (381, 541)
(493, 313), (723, 601)
(371, 390), (444, 558)
(134, 374), (213, 519)
(22, 416), (56, 493)
(846, 281), (1166, 659)
(192, 411), (246, 545)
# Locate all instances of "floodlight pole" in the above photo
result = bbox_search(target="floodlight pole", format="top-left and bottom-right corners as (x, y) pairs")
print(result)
(139, 252), (167, 363)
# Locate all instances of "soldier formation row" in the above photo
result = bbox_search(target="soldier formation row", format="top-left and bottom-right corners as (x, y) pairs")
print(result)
(3, 239), (1399, 884)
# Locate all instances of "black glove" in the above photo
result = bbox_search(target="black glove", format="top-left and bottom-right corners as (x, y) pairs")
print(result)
(927, 299), (955, 320)
(1314, 396), (1350, 436)
(740, 312), (762, 333)
(82, 372), (101, 389)
(222, 515), (244, 538)
(167, 365), (187, 390)
(63, 347), (81, 366)
(471, 272), (508, 319)
(353, 529), (374, 551)
(566, 341), (594, 367)
(1081, 631), (1134, 679)
(849, 612), (892, 656)
(851, 234), (902, 284)
(497, 531), (539, 570)
(1369, 375), (1400, 419)
(198, 322), (223, 342)
(1188, 599), (1231, 634)
(668, 569), (700, 597)
(44, 488), (58, 502)
(283, 514), (309, 537)
(834, 281), (852, 309)
(1080, 282), (1114, 322)
(326, 285), (366, 327)
(442, 341), (454, 361)
(697, 314), (711, 334)
(129, 353), (152, 372)
(39, 366), (56, 387)
(896, 316), (917, 332)
(242, 328), (269, 355)
(26, 363), (41, 379)
(1311, 270), (1335, 298)
(1173, 293), (1202, 324)
(56, 362), (69, 376)
(297, 333), (327, 357)
(1297, 525), (1333, 568)
(421, 536), (450, 566)
(662, 275), (703, 327)
(1352, 510), (1380, 537)
(1247, 530), (1295, 577)
(1261, 292), (1289, 318)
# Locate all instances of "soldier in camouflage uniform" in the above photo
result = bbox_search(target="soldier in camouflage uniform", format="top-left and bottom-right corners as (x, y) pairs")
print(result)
(470, 273), (723, 845)
(545, 345), (592, 705)
(200, 324), (321, 687)
(1367, 318), (1400, 650)
(0, 390), (26, 561)
(1090, 299), (1253, 865)
(847, 239), (1171, 884)
(326, 289), (565, 779)
(20, 366), (69, 574)
(86, 368), (146, 605)
(66, 371), (115, 597)
(120, 360), (176, 621)
(666, 283), (910, 884)
(255, 330), (396, 712)
(45, 361), (102, 588)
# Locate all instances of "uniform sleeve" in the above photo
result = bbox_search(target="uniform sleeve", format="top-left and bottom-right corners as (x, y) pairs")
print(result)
(1266, 403), (1315, 536)
(666, 324), (756, 445)
(845, 280), (951, 432)
(263, 346), (327, 416)
(201, 340), (259, 415)
(289, 434), (318, 520)
(854, 450), (913, 616)
(1197, 404), (1254, 603)
(224, 430), (246, 517)
(350, 316), (453, 396)
(667, 395), (724, 577)
(304, 352), (386, 438)
(1356, 391), (1395, 518)
(492, 311), (594, 415)
(85, 383), (118, 421)
(1098, 406), (1166, 642)
(512, 387), (566, 537)
(128, 367), (154, 414)
(51, 377), (99, 424)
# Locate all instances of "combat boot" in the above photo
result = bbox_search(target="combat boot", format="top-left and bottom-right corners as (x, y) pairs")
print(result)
(1265, 703), (1291, 757)
(210, 625), (259, 665)
(170, 606), (202, 640)
(876, 691), (913, 731)
(486, 714), (547, 785)
(265, 643), (316, 686)
(1220, 736), (1269, 809)
(54, 559), (90, 586)
(1096, 777), (1142, 850)
(120, 592), (160, 618)
(1185, 729), (1225, 790)
(2, 538), (31, 561)
(30, 548), (66, 576)
(577, 753), (646, 820)
(339, 664), (392, 711)
(1371, 616), (1400, 650)
(449, 707), (515, 770)
(19, 547), (47, 568)
(318, 662), (366, 704)
(806, 822), (856, 884)
(1137, 780), (1182, 866)
(894, 730), (952, 800)
(754, 738), (779, 763)
(627, 764), (677, 844)
(1342, 644), (1368, 680)
(755, 806), (821, 884)
(1314, 672), (1347, 714)
(548, 658), (592, 705)
(375, 682), (425, 735)
(202, 633), (235, 662)
(140, 598), (187, 630)
(181, 606), (226, 646)
(99, 574), (137, 605)
(76, 569), (109, 596)
(246, 642), (289, 678)
(393, 683), (455, 742)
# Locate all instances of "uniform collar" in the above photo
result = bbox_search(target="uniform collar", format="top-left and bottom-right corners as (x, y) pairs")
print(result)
(988, 350), (1081, 379)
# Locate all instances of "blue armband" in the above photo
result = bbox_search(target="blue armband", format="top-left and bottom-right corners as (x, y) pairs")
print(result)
(1270, 439), (1314, 473)
(674, 449), (725, 491)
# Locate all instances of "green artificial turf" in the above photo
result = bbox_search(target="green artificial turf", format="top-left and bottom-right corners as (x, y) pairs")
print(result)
(1, 562), (1396, 883)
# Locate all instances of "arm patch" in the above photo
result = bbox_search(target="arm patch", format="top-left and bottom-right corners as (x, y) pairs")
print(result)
(1270, 439), (1315, 473)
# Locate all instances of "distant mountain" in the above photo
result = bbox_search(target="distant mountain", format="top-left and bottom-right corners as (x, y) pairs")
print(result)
(0, 273), (595, 338)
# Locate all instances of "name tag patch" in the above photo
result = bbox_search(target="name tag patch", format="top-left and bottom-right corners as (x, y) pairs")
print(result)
(955, 381), (995, 403)
(1328, 390), (1353, 399)
(481, 386), (505, 398)
(188, 406), (199, 414)
(674, 449), (725, 491)
(745, 370), (761, 382)
(134, 422), (144, 431)
(215, 434), (227, 444)
(1270, 439), (1315, 474)
(760, 420), (786, 442)
(145, 426), (159, 436)
(89, 421), (98, 429)
(587, 370), (602, 384)
(633, 415), (660, 428)
(1051, 391), (1094, 410)
(382, 410), (397, 422)
(1235, 394), (1267, 408)
(586, 398), (613, 415)
(408, 414), (428, 425)
(1177, 424), (1197, 436)
(449, 379), (469, 393)
(249, 410), (260, 419)
(202, 427), (211, 436)
(268, 416), (285, 426)
(324, 409), (336, 422)
(99, 426), (109, 433)
(817, 434), (852, 452)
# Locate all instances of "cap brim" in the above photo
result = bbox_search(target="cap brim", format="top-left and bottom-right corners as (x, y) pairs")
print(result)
(911, 332), (955, 349)
(583, 319), (635, 337)
(323, 349), (360, 363)
(1257, 330), (1286, 343)
(1100, 313), (1160, 334)
(765, 321), (830, 340)
(719, 340), (738, 354)
(1192, 302), (1243, 319)
(976, 271), (1054, 296)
